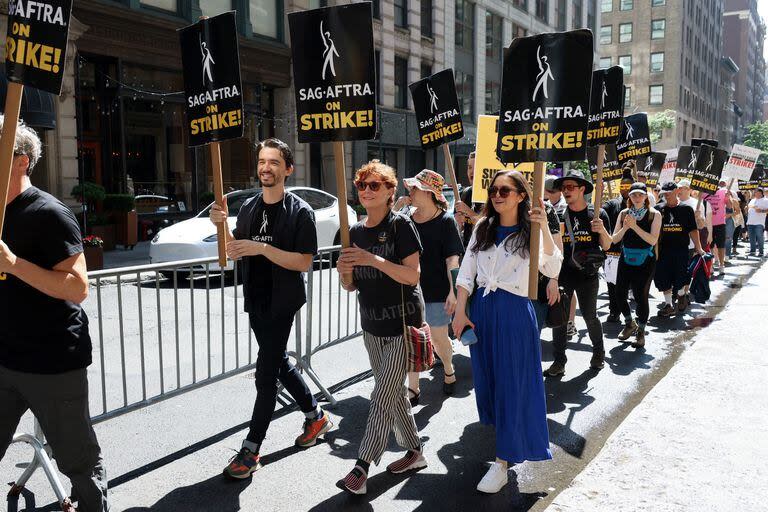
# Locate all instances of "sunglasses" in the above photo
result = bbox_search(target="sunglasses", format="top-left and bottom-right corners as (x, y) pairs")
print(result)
(355, 181), (388, 192)
(561, 184), (583, 192)
(488, 186), (517, 198)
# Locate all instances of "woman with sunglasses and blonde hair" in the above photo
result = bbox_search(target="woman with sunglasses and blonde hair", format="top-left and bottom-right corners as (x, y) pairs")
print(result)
(335, 160), (426, 495)
(452, 170), (562, 494)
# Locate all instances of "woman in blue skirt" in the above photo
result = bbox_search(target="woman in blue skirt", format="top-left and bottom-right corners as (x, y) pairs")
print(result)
(452, 170), (562, 494)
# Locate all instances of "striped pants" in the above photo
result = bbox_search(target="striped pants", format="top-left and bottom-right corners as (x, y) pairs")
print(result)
(358, 331), (421, 465)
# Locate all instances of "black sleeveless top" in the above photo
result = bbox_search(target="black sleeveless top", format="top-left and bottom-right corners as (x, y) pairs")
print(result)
(622, 209), (654, 249)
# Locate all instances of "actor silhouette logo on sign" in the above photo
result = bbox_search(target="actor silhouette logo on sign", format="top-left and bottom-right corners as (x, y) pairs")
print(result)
(532, 45), (554, 102)
(320, 20), (340, 80)
(689, 150), (698, 170)
(601, 80), (608, 109)
(644, 157), (652, 172)
(624, 119), (634, 139)
(427, 83), (439, 113)
(200, 35), (215, 85)
(706, 152), (714, 172)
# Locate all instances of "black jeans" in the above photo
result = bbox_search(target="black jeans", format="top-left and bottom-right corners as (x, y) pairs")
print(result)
(552, 273), (604, 364)
(246, 311), (317, 445)
(616, 257), (656, 325)
(607, 282), (623, 318)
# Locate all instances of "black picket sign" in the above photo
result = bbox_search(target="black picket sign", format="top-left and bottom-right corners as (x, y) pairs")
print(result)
(288, 3), (377, 143)
(4, 0), (73, 95)
(636, 152), (666, 187)
(588, 144), (622, 182)
(496, 29), (593, 163)
(675, 146), (697, 182)
(616, 113), (651, 164)
(588, 66), (624, 146)
(178, 12), (244, 147)
(689, 145), (727, 194)
(691, 138), (718, 148)
(409, 69), (464, 150)
(739, 164), (764, 190)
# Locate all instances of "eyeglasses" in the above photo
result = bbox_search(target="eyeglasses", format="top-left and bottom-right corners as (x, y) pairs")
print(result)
(488, 186), (517, 198)
(355, 180), (388, 192)
(561, 184), (583, 192)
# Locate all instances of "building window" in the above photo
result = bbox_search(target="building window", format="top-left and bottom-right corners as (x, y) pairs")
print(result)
(572, 0), (583, 29)
(649, 85), (664, 105)
(486, 12), (503, 60)
(600, 25), (612, 44)
(456, 70), (474, 119)
(455, 0), (474, 50)
(650, 52), (664, 72)
(619, 22), (633, 43)
(512, 23), (527, 39)
(601, 0), (612, 12)
(513, 0), (528, 11)
(394, 0), (408, 28)
(421, 61), (432, 79)
(140, 0), (176, 11)
(651, 19), (666, 39)
(556, 0), (567, 30)
(599, 57), (612, 68)
(536, 0), (548, 22)
(395, 56), (408, 109)
(619, 55), (632, 75)
(652, 0), (665, 5)
(620, 0), (632, 10)
(624, 86), (631, 107)
(421, 0), (433, 37)
(485, 81), (500, 114)
(250, 0), (279, 39)
(201, 0), (231, 17)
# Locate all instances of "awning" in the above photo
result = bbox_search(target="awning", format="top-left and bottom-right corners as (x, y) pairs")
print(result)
(0, 72), (56, 131)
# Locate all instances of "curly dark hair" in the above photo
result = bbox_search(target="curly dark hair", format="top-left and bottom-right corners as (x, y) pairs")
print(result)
(471, 170), (533, 256)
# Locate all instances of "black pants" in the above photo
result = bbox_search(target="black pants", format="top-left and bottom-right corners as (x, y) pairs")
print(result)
(617, 257), (656, 325)
(246, 312), (317, 445)
(607, 282), (628, 319)
(552, 273), (604, 364)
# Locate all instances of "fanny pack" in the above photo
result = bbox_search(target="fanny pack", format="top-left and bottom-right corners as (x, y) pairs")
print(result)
(622, 246), (655, 266)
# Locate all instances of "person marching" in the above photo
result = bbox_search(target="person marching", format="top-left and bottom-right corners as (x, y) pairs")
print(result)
(454, 152), (483, 248)
(400, 170), (463, 401)
(602, 175), (634, 324)
(452, 170), (562, 494)
(746, 188), (768, 257)
(336, 161), (426, 495)
(0, 118), (109, 511)
(654, 182), (704, 317)
(545, 177), (577, 338)
(544, 171), (613, 377)
(210, 138), (332, 480)
(705, 181), (729, 275)
(610, 183), (662, 348)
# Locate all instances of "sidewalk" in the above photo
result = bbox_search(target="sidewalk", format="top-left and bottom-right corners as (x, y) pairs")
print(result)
(546, 261), (768, 512)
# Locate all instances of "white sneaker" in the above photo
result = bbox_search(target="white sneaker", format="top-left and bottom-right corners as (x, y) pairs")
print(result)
(477, 462), (508, 494)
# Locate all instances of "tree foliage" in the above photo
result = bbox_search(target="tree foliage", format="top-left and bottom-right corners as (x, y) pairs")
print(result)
(648, 110), (676, 144)
(743, 122), (768, 165)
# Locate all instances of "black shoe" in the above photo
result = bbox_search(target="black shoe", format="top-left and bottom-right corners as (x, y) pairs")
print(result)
(606, 313), (621, 323)
(443, 372), (456, 395)
(658, 304), (675, 317)
(590, 351), (605, 370)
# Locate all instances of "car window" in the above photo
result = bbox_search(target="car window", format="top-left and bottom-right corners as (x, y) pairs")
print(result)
(197, 191), (258, 217)
(293, 189), (335, 210)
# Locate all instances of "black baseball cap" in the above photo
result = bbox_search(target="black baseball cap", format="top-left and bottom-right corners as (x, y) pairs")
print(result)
(629, 182), (648, 195)
(661, 181), (678, 193)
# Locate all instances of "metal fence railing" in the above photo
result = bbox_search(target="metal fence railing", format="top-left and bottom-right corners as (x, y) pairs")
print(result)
(8, 247), (362, 508)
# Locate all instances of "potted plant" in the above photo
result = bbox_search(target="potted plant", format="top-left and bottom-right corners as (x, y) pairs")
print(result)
(104, 194), (138, 249)
(83, 235), (104, 271)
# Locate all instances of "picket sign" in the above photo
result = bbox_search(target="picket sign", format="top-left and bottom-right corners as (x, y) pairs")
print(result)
(594, 144), (606, 208)
(333, 142), (351, 247)
(209, 141), (227, 267)
(442, 144), (461, 202)
(528, 161), (546, 299)
(0, 83), (23, 234)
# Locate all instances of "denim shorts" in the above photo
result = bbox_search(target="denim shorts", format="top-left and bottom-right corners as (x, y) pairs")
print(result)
(424, 301), (451, 327)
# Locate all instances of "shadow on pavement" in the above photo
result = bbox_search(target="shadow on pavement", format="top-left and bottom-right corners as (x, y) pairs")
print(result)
(544, 369), (597, 459)
(122, 474), (252, 512)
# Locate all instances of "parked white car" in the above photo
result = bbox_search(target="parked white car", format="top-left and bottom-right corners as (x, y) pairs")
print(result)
(150, 187), (357, 272)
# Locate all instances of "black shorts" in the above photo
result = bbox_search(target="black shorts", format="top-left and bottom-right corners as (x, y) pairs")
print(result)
(654, 247), (691, 292)
(712, 224), (726, 249)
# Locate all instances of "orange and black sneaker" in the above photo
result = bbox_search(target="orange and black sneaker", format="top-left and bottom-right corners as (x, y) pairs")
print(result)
(295, 410), (333, 448)
(223, 447), (261, 480)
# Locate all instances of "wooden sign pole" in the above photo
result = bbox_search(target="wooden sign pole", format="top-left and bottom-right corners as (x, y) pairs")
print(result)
(333, 141), (351, 248)
(594, 144), (605, 208)
(528, 160), (545, 300)
(442, 143), (461, 201)
(0, 82), (24, 234)
(209, 141), (227, 268)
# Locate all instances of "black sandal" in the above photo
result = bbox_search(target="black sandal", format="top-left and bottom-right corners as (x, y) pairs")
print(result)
(408, 387), (420, 407)
(443, 372), (456, 395)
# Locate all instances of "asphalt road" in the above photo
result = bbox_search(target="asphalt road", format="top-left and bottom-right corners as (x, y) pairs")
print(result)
(2, 247), (765, 512)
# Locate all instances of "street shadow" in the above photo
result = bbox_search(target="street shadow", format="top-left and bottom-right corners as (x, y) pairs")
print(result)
(412, 354), (473, 432)
(606, 344), (655, 377)
(137, 273), (233, 290)
(122, 474), (252, 512)
(543, 368), (597, 459)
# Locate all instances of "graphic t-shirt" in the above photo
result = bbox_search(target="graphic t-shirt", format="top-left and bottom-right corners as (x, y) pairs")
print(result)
(660, 203), (697, 250)
(244, 200), (281, 299)
(747, 198), (768, 226)
(350, 212), (424, 337)
(0, 187), (92, 374)
(413, 212), (464, 303)
(560, 206), (610, 271)
(706, 188), (728, 226)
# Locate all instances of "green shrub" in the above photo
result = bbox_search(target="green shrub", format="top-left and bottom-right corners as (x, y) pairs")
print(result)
(103, 194), (135, 213)
(71, 182), (106, 203)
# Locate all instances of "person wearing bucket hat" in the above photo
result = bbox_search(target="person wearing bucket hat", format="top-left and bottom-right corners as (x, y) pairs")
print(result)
(401, 170), (464, 402)
(544, 171), (612, 377)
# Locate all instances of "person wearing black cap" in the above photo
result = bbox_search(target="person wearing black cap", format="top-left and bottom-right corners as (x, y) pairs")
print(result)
(609, 183), (662, 348)
(655, 182), (704, 317)
(543, 171), (613, 377)
(602, 175), (634, 323)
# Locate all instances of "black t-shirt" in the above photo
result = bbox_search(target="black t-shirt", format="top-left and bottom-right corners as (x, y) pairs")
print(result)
(0, 187), (92, 374)
(561, 206), (610, 270)
(621, 209), (655, 249)
(603, 197), (626, 255)
(660, 203), (697, 250)
(350, 212), (424, 337)
(459, 186), (484, 247)
(244, 201), (280, 296)
(413, 212), (464, 302)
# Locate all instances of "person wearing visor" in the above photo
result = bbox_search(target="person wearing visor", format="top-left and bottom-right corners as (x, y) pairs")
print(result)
(609, 183), (661, 348)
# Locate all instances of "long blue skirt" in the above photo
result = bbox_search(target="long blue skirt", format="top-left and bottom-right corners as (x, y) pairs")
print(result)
(469, 287), (552, 463)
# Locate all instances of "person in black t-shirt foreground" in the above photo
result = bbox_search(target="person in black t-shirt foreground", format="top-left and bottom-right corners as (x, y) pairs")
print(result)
(210, 138), (331, 480)
(654, 182), (704, 317)
(0, 117), (108, 511)
(454, 152), (484, 247)
(544, 171), (613, 377)
(602, 175), (634, 324)
(400, 170), (464, 402)
(336, 161), (426, 495)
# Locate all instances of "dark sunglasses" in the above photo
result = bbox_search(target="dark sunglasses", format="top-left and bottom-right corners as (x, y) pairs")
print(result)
(561, 183), (583, 192)
(488, 185), (517, 198)
(355, 180), (388, 192)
